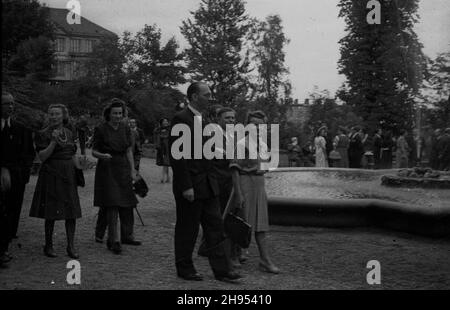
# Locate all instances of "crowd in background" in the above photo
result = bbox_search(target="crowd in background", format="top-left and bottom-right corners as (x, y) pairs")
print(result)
(287, 125), (450, 171)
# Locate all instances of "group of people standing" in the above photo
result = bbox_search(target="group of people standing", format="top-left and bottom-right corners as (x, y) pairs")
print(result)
(288, 125), (450, 170)
(1, 84), (280, 285)
(313, 125), (377, 168)
(1, 93), (143, 265)
(169, 82), (279, 284)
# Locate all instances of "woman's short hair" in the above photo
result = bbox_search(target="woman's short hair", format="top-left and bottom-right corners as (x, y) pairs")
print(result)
(103, 98), (127, 121)
(246, 110), (267, 124)
(48, 104), (70, 125)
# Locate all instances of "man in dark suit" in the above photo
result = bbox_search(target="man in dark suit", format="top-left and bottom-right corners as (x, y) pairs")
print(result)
(1, 92), (35, 264)
(169, 82), (241, 283)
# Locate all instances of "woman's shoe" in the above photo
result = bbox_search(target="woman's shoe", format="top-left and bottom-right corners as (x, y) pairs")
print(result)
(43, 245), (57, 258)
(66, 246), (79, 259)
(259, 261), (280, 274)
(107, 242), (122, 254)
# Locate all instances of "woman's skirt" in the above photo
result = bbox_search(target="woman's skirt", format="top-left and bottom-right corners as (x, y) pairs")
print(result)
(226, 174), (269, 233)
(156, 149), (170, 166)
(29, 159), (82, 220)
(94, 154), (138, 208)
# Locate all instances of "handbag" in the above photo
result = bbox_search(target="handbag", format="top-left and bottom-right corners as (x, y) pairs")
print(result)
(329, 150), (342, 160)
(133, 175), (149, 198)
(75, 168), (85, 187)
(223, 212), (252, 249)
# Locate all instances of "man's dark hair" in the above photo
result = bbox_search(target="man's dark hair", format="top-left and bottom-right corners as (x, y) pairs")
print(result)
(246, 110), (267, 124)
(186, 82), (204, 102)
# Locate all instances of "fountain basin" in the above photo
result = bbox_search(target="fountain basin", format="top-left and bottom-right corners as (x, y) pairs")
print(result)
(266, 168), (450, 238)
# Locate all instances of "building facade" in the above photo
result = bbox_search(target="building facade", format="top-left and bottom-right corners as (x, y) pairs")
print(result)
(286, 99), (312, 128)
(48, 8), (117, 81)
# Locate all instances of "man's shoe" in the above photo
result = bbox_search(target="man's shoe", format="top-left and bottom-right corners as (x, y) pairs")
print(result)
(107, 241), (122, 254)
(122, 239), (142, 246)
(178, 272), (204, 281)
(215, 271), (243, 284)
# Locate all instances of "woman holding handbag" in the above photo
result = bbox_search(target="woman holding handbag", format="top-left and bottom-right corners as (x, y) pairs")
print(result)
(92, 99), (140, 255)
(225, 110), (280, 274)
(29, 104), (82, 259)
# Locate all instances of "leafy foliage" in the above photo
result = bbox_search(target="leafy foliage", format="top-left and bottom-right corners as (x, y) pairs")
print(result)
(2, 0), (54, 61)
(181, 0), (253, 108)
(337, 0), (426, 132)
(123, 25), (186, 89)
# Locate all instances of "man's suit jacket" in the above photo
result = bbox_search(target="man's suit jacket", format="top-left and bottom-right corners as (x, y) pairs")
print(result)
(0, 119), (35, 184)
(169, 108), (219, 200)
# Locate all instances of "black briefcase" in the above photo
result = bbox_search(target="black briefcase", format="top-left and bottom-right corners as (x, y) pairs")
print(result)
(133, 175), (149, 198)
(224, 212), (252, 249)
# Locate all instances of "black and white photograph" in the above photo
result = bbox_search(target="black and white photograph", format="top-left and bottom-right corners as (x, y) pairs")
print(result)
(1, 0), (449, 294)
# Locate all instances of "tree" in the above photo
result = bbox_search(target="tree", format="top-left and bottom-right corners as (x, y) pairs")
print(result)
(85, 36), (127, 90)
(419, 52), (450, 129)
(249, 15), (290, 101)
(337, 0), (427, 133)
(246, 14), (292, 123)
(124, 25), (186, 89)
(8, 36), (55, 79)
(180, 0), (253, 108)
(2, 0), (54, 62)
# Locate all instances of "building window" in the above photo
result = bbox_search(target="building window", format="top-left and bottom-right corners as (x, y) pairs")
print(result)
(55, 38), (65, 52)
(56, 61), (65, 77)
(85, 40), (93, 53)
(70, 39), (81, 53)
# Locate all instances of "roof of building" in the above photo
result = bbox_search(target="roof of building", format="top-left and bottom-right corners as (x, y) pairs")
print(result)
(48, 8), (117, 38)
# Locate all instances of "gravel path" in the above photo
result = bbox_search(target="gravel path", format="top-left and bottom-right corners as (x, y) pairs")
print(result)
(1, 157), (449, 290)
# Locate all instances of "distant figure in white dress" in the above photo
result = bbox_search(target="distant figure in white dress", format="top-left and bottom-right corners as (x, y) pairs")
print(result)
(315, 126), (329, 168)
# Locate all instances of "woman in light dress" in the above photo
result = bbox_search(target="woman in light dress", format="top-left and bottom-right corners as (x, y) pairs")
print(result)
(314, 126), (328, 167)
(226, 110), (280, 274)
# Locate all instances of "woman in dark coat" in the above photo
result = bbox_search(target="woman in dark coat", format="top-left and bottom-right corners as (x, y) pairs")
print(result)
(154, 118), (171, 183)
(348, 126), (364, 168)
(29, 104), (81, 259)
(92, 99), (139, 254)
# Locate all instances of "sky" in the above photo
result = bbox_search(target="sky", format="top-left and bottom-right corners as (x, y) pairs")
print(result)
(42, 0), (450, 100)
